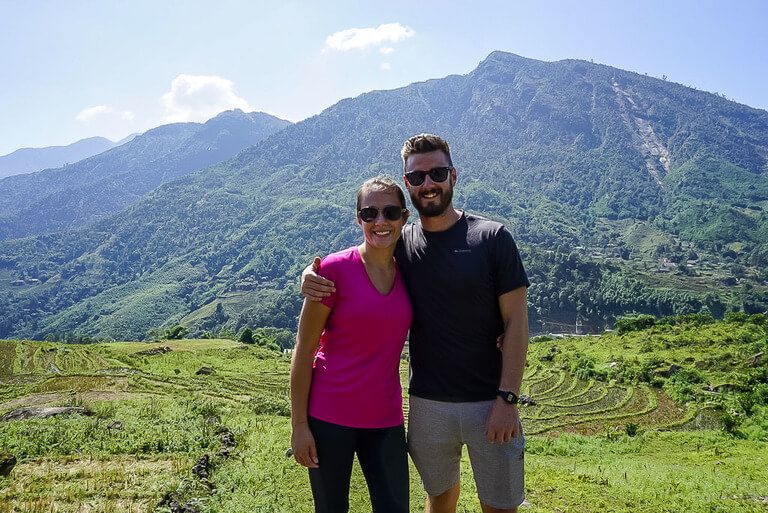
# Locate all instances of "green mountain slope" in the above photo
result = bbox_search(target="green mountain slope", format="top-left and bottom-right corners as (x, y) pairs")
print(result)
(1, 52), (767, 339)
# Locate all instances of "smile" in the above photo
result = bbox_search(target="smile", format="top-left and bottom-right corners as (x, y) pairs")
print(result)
(373, 230), (392, 236)
(421, 191), (439, 199)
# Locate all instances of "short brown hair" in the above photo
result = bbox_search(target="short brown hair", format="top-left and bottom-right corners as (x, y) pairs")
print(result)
(400, 133), (453, 169)
(356, 176), (407, 211)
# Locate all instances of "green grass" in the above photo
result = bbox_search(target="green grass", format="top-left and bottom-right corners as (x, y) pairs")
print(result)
(0, 319), (766, 512)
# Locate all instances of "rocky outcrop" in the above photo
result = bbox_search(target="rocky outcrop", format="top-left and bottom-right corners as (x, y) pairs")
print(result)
(155, 419), (236, 512)
(1, 406), (93, 422)
(135, 346), (172, 356)
(0, 453), (16, 477)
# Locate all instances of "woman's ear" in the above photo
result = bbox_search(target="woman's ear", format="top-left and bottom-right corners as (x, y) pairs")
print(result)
(402, 209), (410, 223)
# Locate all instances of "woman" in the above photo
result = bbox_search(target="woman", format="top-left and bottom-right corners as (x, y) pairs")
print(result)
(290, 176), (411, 513)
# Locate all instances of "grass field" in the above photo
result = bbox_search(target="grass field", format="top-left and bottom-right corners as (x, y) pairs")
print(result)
(1, 319), (766, 512)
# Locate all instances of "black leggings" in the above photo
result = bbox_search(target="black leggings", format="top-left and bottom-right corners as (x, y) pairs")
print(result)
(307, 417), (409, 513)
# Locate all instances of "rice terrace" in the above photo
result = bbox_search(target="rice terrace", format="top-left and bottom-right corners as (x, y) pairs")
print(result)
(1, 314), (766, 512)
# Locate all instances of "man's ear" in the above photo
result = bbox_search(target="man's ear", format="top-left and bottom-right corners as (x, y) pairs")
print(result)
(450, 167), (458, 186)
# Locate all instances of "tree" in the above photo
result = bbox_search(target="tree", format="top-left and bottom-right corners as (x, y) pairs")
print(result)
(163, 325), (188, 340)
(239, 327), (254, 344)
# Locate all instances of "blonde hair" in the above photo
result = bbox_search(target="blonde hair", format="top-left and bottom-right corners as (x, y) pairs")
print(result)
(356, 176), (406, 211)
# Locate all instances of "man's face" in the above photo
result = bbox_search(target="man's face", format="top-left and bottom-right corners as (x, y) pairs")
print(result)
(403, 150), (456, 217)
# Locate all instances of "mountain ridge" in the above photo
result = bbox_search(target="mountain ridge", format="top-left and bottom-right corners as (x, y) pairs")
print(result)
(0, 51), (766, 340)
(0, 110), (291, 239)
(0, 136), (121, 179)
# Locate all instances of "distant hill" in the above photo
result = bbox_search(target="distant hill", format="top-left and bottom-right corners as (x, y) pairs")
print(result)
(0, 52), (766, 340)
(0, 136), (123, 179)
(0, 110), (291, 239)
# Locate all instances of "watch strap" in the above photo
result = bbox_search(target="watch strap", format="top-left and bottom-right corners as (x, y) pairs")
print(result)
(497, 389), (519, 405)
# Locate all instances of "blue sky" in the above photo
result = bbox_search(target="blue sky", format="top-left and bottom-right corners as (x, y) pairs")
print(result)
(1, 0), (766, 155)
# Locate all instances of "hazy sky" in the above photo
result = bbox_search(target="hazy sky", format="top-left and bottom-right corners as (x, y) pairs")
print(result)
(1, 0), (766, 155)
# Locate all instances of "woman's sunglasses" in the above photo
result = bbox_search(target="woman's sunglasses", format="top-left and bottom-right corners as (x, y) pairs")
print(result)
(404, 166), (452, 186)
(358, 205), (406, 223)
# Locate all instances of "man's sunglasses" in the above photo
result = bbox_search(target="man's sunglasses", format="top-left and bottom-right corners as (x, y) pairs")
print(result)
(358, 205), (406, 223)
(404, 166), (452, 186)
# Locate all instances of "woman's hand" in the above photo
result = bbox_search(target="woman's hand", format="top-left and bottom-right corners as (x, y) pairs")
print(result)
(291, 423), (319, 468)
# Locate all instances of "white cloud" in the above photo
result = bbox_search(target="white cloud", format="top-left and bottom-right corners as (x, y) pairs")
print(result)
(324, 23), (415, 52)
(75, 105), (135, 123)
(379, 47), (395, 55)
(161, 74), (253, 123)
(380, 62), (392, 71)
(75, 105), (110, 122)
(73, 105), (137, 142)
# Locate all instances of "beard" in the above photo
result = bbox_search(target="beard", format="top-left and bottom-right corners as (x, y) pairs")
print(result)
(410, 184), (453, 217)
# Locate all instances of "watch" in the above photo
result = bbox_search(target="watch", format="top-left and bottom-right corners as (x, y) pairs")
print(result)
(497, 389), (519, 405)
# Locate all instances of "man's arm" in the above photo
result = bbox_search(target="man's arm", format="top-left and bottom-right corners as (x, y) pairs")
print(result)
(301, 256), (336, 301)
(485, 286), (528, 443)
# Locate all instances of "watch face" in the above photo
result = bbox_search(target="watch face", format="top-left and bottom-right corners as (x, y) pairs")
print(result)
(499, 390), (518, 404)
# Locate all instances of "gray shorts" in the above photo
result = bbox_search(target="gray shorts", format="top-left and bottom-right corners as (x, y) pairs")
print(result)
(407, 395), (525, 509)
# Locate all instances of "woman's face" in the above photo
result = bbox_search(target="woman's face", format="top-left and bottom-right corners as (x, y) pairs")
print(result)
(356, 188), (408, 250)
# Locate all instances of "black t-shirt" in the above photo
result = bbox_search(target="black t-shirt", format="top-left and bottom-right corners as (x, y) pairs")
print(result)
(395, 212), (529, 402)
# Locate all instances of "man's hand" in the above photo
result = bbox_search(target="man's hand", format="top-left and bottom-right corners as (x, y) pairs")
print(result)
(485, 398), (521, 443)
(291, 423), (319, 468)
(300, 256), (335, 301)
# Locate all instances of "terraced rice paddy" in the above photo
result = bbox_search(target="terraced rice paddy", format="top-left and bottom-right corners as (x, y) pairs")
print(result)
(1, 335), (766, 512)
(519, 365), (678, 434)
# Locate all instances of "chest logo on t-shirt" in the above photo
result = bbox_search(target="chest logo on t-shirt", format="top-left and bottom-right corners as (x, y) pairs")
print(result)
(453, 249), (471, 254)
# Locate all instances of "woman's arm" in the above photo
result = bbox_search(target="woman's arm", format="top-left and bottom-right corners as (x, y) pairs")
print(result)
(290, 298), (331, 468)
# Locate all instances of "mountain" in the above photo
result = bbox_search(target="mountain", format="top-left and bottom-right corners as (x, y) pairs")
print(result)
(0, 136), (121, 179)
(0, 110), (291, 239)
(114, 133), (140, 145)
(0, 51), (766, 340)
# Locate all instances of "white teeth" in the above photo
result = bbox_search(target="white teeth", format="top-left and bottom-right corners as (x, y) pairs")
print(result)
(423, 192), (438, 198)
(374, 230), (391, 236)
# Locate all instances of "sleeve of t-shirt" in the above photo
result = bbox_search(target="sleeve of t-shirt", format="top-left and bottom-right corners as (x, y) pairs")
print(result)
(492, 226), (530, 296)
(318, 254), (341, 310)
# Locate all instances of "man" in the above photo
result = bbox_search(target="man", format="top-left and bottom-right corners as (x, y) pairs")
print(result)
(302, 134), (529, 513)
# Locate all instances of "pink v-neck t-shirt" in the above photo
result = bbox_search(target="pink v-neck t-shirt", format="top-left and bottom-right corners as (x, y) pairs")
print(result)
(307, 246), (412, 428)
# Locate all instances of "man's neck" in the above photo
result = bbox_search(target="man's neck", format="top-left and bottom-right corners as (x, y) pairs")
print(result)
(420, 207), (462, 233)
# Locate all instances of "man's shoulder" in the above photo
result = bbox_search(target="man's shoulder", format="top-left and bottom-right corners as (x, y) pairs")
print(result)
(464, 212), (507, 236)
(400, 222), (422, 247)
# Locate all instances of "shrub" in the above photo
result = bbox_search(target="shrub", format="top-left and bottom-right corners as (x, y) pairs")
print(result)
(615, 315), (656, 334)
(163, 325), (188, 340)
(663, 368), (704, 403)
(721, 410), (743, 437)
(568, 354), (599, 380)
(624, 422), (639, 437)
(725, 311), (749, 323)
(239, 327), (254, 344)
